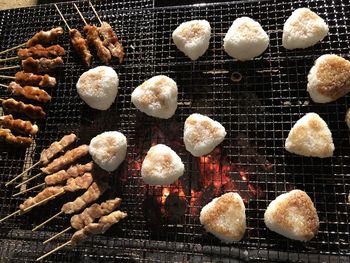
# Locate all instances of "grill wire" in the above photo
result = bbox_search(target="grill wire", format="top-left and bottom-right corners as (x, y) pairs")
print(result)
(0, 0), (350, 262)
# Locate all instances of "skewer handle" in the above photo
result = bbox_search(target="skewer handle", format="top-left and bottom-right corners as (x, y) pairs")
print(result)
(0, 75), (15, 79)
(13, 183), (45, 197)
(89, 1), (103, 25)
(36, 240), (71, 261)
(0, 56), (18, 63)
(0, 43), (26, 55)
(0, 83), (8, 89)
(32, 210), (64, 231)
(54, 4), (72, 31)
(0, 65), (20, 71)
(43, 226), (72, 244)
(15, 171), (43, 189)
(73, 3), (88, 26)
(0, 209), (20, 223)
(6, 161), (41, 186)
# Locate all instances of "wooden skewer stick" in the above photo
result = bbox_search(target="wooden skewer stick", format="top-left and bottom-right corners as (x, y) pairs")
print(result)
(88, 1), (103, 26)
(15, 172), (43, 189)
(0, 209), (21, 223)
(32, 210), (64, 231)
(54, 4), (72, 31)
(36, 240), (71, 261)
(43, 226), (72, 244)
(73, 4), (88, 26)
(23, 191), (64, 213)
(0, 43), (26, 55)
(0, 83), (8, 89)
(0, 65), (20, 71)
(13, 183), (45, 197)
(0, 57), (18, 62)
(6, 161), (41, 186)
(0, 75), (15, 80)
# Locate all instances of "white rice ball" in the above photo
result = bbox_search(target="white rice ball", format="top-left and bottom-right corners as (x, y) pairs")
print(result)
(131, 75), (178, 119)
(172, 19), (211, 60)
(223, 17), (269, 61)
(76, 66), (119, 110)
(282, 8), (329, 49)
(307, 54), (350, 103)
(141, 144), (184, 185)
(89, 131), (127, 172)
(200, 192), (246, 243)
(184, 113), (226, 157)
(264, 190), (319, 241)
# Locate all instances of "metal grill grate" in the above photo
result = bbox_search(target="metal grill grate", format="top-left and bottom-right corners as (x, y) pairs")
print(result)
(0, 0), (350, 262)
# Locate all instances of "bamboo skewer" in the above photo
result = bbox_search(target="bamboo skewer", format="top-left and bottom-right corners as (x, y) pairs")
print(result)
(32, 210), (63, 231)
(37, 240), (71, 261)
(0, 57), (18, 62)
(0, 75), (15, 80)
(73, 4), (88, 26)
(43, 226), (72, 244)
(15, 172), (43, 189)
(13, 183), (45, 197)
(88, 1), (103, 25)
(0, 210), (20, 223)
(0, 83), (9, 89)
(6, 161), (41, 186)
(54, 4), (72, 31)
(0, 43), (26, 55)
(0, 65), (20, 71)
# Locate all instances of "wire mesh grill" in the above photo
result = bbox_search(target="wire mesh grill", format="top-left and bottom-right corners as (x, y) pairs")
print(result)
(0, 0), (350, 262)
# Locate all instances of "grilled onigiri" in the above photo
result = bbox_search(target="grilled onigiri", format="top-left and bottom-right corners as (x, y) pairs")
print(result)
(307, 54), (350, 103)
(89, 131), (127, 172)
(282, 8), (328, 49)
(131, 75), (178, 119)
(285, 113), (334, 158)
(223, 17), (269, 61)
(200, 192), (246, 243)
(264, 190), (319, 241)
(184, 113), (226, 157)
(172, 19), (211, 60)
(76, 66), (119, 110)
(141, 144), (184, 185)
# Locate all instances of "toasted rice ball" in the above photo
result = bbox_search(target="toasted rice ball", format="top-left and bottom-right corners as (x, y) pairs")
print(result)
(200, 192), (246, 243)
(264, 190), (319, 241)
(141, 144), (184, 185)
(172, 20), (211, 60)
(223, 17), (269, 61)
(307, 54), (350, 103)
(184, 113), (226, 157)
(89, 131), (127, 172)
(131, 75), (178, 119)
(345, 108), (350, 129)
(283, 8), (328, 49)
(76, 66), (119, 110)
(285, 113), (334, 158)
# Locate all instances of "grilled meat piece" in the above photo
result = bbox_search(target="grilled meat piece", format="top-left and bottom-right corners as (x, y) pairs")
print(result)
(63, 172), (93, 192)
(8, 82), (51, 103)
(18, 44), (65, 59)
(1, 98), (46, 119)
(15, 71), (56, 88)
(84, 25), (111, 64)
(22, 57), (64, 73)
(69, 29), (92, 68)
(0, 128), (32, 147)
(40, 133), (77, 166)
(98, 22), (124, 63)
(45, 162), (94, 185)
(0, 115), (38, 135)
(26, 27), (64, 47)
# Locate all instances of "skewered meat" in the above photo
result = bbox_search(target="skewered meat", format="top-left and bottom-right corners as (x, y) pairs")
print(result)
(61, 181), (109, 214)
(0, 115), (38, 135)
(18, 44), (65, 59)
(70, 197), (121, 229)
(84, 25), (111, 64)
(22, 57), (64, 73)
(19, 186), (65, 212)
(15, 71), (56, 88)
(69, 29), (92, 67)
(1, 98), (46, 119)
(41, 144), (89, 174)
(63, 172), (93, 192)
(26, 27), (64, 47)
(45, 162), (94, 185)
(0, 128), (32, 147)
(98, 22), (124, 63)
(40, 133), (77, 166)
(8, 81), (51, 103)
(71, 211), (127, 245)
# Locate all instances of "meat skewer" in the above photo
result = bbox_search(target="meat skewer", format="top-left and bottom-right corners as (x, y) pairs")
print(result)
(89, 2), (125, 63)
(22, 57), (64, 73)
(6, 133), (77, 186)
(0, 98), (46, 119)
(0, 72), (57, 88)
(37, 210), (127, 261)
(0, 115), (38, 135)
(73, 4), (111, 64)
(0, 27), (64, 55)
(0, 82), (51, 103)
(0, 128), (32, 147)
(54, 4), (92, 68)
(43, 197), (121, 244)
(15, 144), (89, 188)
(32, 180), (108, 231)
